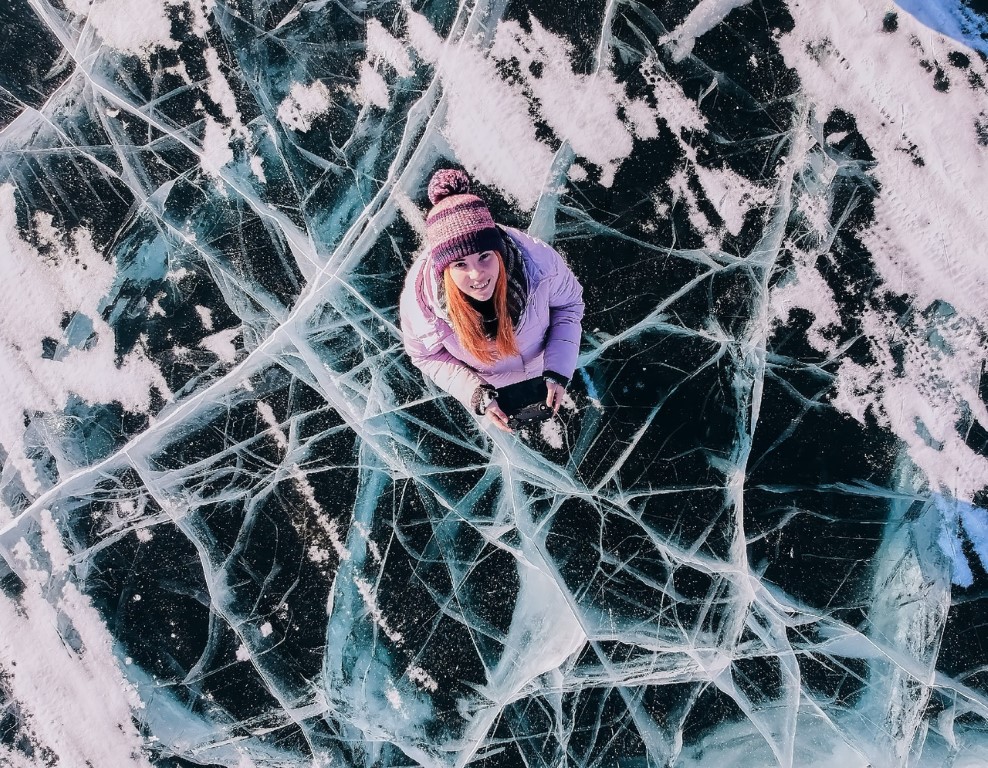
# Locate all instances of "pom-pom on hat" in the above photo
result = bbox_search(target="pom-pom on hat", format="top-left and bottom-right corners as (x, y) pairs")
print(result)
(425, 169), (503, 275)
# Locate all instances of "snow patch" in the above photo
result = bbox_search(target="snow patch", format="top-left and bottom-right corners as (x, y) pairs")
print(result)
(539, 417), (564, 449)
(249, 155), (266, 183)
(366, 18), (413, 77)
(200, 326), (240, 363)
(65, 0), (181, 58)
(491, 16), (658, 187)
(780, 3), (988, 323)
(769, 251), (841, 354)
(406, 665), (439, 692)
(353, 575), (404, 645)
(780, 1), (988, 500)
(357, 61), (391, 109)
(277, 81), (332, 133)
(0, 185), (169, 493)
(0, 524), (150, 766)
(641, 56), (708, 136)
(662, 0), (753, 62)
(201, 116), (235, 182)
(406, 11), (663, 207)
(693, 163), (770, 236)
(195, 305), (214, 330)
(406, 12), (554, 210)
(203, 47), (247, 140)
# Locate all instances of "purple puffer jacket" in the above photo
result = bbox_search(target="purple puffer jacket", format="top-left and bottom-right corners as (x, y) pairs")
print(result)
(399, 227), (584, 410)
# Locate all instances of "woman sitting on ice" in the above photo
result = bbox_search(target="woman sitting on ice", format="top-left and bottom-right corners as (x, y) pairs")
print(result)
(399, 169), (585, 432)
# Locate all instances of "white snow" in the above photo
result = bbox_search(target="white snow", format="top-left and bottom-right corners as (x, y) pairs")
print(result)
(199, 326), (240, 363)
(276, 81), (332, 133)
(65, 0), (181, 58)
(200, 115), (235, 182)
(491, 16), (658, 187)
(567, 163), (588, 182)
(0, 185), (169, 493)
(39, 509), (71, 576)
(539, 417), (564, 449)
(830, 306), (988, 499)
(256, 402), (354, 573)
(641, 56), (708, 136)
(249, 154), (267, 183)
(779, 0), (988, 500)
(195, 305), (214, 331)
(366, 18), (413, 77)
(203, 47), (246, 139)
(353, 521), (382, 563)
(405, 10), (673, 207)
(406, 665), (438, 692)
(0, 521), (151, 767)
(662, 0), (754, 62)
(357, 61), (391, 109)
(669, 168), (721, 250)
(769, 251), (841, 354)
(406, 12), (554, 210)
(354, 20), (413, 109)
(780, 2), (988, 323)
(187, 0), (215, 37)
(353, 575), (404, 644)
(255, 400), (287, 449)
(693, 162), (771, 236)
(385, 681), (404, 711)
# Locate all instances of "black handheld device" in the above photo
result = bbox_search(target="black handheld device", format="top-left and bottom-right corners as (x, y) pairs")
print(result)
(495, 378), (554, 430)
(506, 401), (552, 430)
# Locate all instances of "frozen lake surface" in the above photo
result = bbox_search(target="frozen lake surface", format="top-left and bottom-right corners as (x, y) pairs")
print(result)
(1, 0), (987, 765)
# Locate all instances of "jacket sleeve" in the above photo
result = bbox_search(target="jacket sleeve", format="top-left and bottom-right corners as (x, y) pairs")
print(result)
(399, 272), (486, 411)
(403, 334), (487, 410)
(541, 247), (585, 381)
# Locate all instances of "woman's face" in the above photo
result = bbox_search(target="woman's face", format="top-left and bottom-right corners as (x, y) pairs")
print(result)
(448, 250), (500, 301)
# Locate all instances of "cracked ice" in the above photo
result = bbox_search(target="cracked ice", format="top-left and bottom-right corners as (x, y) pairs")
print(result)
(1, 0), (988, 766)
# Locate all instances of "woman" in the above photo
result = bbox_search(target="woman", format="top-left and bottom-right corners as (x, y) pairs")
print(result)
(399, 169), (585, 432)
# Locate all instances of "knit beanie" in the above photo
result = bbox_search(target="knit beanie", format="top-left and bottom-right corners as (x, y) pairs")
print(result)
(425, 169), (504, 275)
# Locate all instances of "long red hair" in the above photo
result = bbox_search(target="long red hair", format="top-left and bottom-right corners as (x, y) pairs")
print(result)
(443, 251), (519, 365)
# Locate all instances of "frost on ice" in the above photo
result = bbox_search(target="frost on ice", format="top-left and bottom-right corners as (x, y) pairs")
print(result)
(1, 0), (988, 766)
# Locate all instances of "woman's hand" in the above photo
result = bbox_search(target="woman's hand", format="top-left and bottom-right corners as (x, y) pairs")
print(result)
(484, 400), (513, 432)
(545, 379), (566, 414)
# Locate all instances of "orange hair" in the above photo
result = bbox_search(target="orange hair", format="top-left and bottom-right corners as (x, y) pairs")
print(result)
(443, 251), (520, 365)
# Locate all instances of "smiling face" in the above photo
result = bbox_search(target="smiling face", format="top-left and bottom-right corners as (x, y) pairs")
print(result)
(447, 250), (501, 301)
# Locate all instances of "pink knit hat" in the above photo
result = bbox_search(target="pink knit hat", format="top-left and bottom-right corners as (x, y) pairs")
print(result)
(425, 169), (503, 275)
